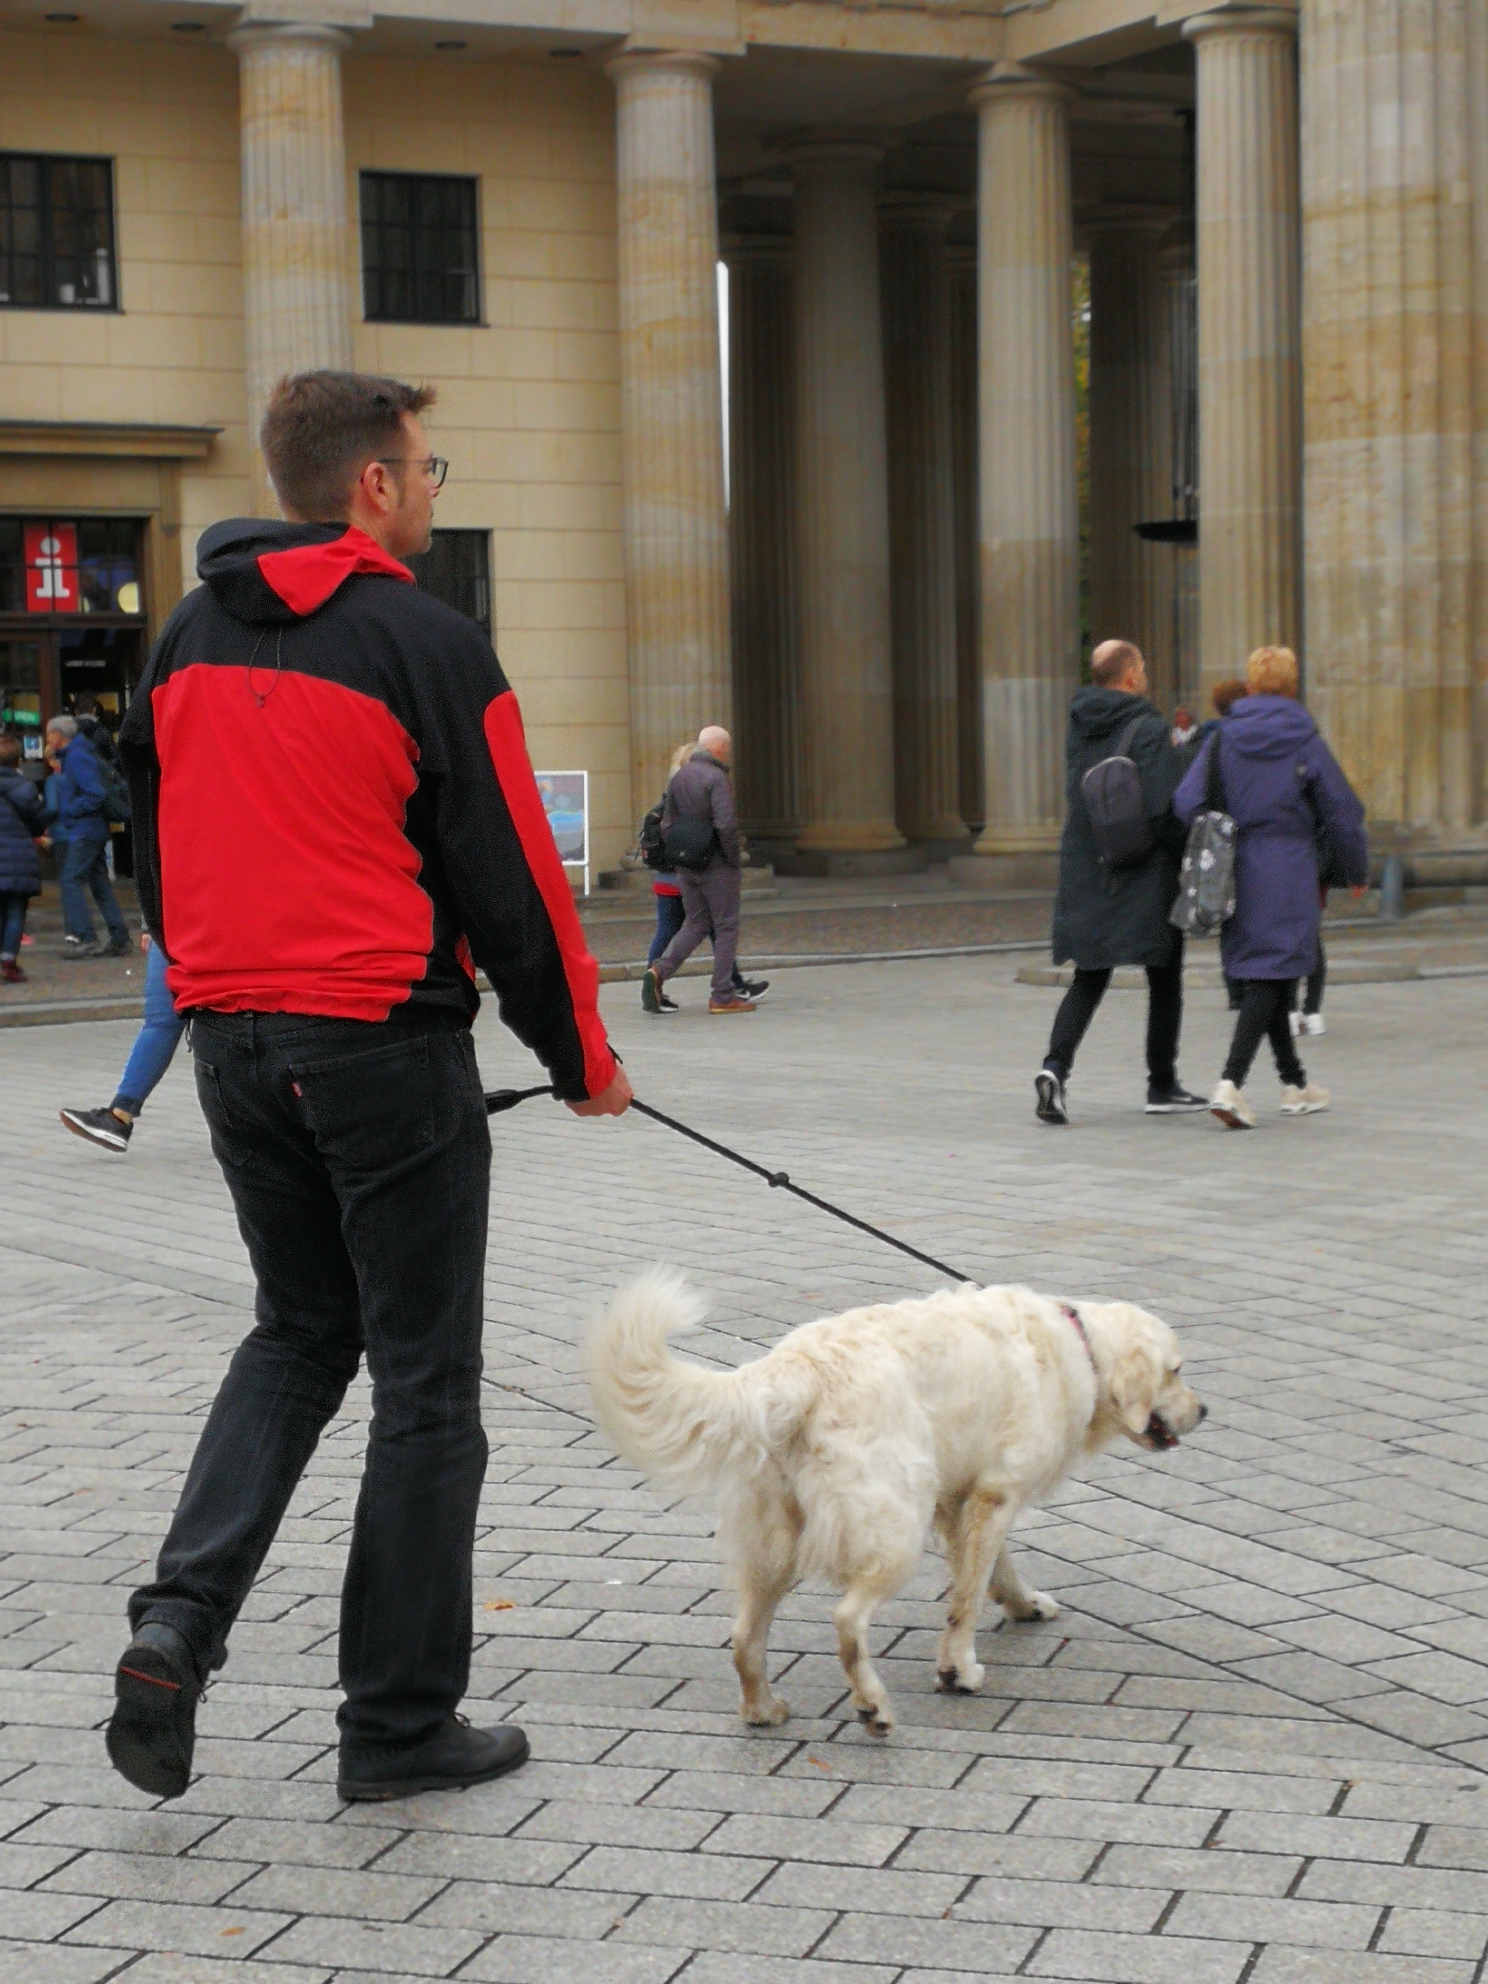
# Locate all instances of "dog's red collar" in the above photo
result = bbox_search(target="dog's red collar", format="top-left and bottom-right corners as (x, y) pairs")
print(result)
(1061, 1303), (1098, 1374)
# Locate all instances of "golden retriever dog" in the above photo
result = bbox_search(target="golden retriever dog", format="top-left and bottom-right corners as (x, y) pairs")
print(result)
(589, 1273), (1205, 1736)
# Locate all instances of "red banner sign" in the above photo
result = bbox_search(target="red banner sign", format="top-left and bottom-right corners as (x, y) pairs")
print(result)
(24, 521), (79, 613)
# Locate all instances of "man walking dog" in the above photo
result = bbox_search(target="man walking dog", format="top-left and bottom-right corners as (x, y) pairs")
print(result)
(109, 370), (630, 1805)
(1036, 639), (1206, 1126)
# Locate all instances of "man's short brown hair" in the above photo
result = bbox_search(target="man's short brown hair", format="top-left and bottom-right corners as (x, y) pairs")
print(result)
(1090, 639), (1143, 688)
(261, 371), (437, 520)
(1212, 678), (1248, 718)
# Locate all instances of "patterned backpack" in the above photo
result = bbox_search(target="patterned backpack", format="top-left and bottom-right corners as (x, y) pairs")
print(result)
(1169, 735), (1236, 936)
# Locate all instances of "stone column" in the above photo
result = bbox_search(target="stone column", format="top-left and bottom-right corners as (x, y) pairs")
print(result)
(970, 68), (1079, 857)
(608, 52), (731, 817)
(228, 21), (355, 515)
(947, 240), (984, 836)
(880, 198), (966, 850)
(1184, 8), (1301, 702)
(1161, 241), (1201, 714)
(1301, 0), (1483, 832)
(723, 235), (800, 850)
(787, 136), (904, 864)
(1086, 218), (1177, 710)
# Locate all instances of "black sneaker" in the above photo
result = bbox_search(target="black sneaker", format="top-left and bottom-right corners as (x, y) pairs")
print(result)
(106, 1622), (202, 1798)
(60, 1106), (132, 1152)
(60, 942), (105, 960)
(658, 988), (679, 1012)
(1145, 1083), (1209, 1115)
(106, 935), (133, 957)
(338, 1715), (529, 1802)
(1034, 1069), (1068, 1125)
(736, 978), (769, 1001)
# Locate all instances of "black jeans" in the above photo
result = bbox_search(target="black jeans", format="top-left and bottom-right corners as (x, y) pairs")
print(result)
(1046, 943), (1184, 1091)
(1302, 941), (1326, 1016)
(129, 1009), (492, 1757)
(1223, 980), (1306, 1089)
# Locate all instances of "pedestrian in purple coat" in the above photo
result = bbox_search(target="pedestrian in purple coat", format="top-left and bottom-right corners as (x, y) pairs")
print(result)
(1173, 646), (1367, 1129)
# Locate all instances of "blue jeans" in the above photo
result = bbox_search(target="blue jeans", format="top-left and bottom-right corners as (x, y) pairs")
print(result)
(648, 889), (685, 963)
(0, 891), (28, 961)
(115, 942), (187, 1114)
(60, 825), (128, 946)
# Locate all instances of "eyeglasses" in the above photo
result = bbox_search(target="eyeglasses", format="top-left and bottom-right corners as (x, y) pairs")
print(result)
(376, 455), (449, 489)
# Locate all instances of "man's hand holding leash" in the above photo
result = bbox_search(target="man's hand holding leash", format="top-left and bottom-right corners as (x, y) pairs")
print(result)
(568, 1067), (633, 1118)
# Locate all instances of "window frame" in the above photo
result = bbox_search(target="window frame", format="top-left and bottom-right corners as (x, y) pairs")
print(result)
(406, 528), (493, 639)
(0, 152), (120, 313)
(359, 169), (482, 328)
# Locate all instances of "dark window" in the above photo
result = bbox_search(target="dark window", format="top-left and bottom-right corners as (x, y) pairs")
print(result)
(0, 154), (117, 310)
(0, 517), (142, 615)
(407, 530), (492, 636)
(361, 172), (479, 324)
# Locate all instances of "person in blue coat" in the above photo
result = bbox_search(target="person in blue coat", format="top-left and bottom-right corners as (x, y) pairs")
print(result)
(45, 714), (130, 956)
(1174, 646), (1367, 1129)
(0, 735), (45, 982)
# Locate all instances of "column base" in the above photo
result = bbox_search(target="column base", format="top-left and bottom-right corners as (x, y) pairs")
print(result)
(947, 849), (1060, 891)
(776, 846), (929, 879)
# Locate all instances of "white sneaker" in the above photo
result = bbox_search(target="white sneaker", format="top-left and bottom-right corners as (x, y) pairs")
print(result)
(1210, 1079), (1255, 1129)
(1299, 1013), (1326, 1037)
(1287, 1009), (1302, 1036)
(1280, 1083), (1330, 1116)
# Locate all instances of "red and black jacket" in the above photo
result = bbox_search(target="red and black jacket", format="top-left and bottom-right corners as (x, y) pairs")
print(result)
(118, 519), (616, 1103)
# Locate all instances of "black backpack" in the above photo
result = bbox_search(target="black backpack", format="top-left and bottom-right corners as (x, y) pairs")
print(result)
(637, 796), (670, 871)
(1081, 716), (1153, 871)
(98, 755), (132, 826)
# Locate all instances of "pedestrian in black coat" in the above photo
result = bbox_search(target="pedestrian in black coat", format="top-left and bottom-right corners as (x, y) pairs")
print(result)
(1035, 640), (1208, 1126)
(0, 735), (44, 981)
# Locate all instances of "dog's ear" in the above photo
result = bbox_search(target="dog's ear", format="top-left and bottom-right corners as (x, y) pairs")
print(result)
(1107, 1343), (1158, 1438)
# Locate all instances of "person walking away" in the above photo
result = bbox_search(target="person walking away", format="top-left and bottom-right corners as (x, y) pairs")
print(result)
(1035, 640), (1208, 1124)
(46, 715), (130, 958)
(641, 726), (754, 1015)
(0, 734), (44, 982)
(641, 743), (767, 1015)
(1201, 679), (1251, 1010)
(60, 933), (186, 1149)
(107, 369), (631, 1806)
(1174, 645), (1366, 1128)
(75, 692), (119, 765)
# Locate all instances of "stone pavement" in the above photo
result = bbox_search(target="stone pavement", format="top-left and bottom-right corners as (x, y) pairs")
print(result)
(3, 959), (1488, 1984)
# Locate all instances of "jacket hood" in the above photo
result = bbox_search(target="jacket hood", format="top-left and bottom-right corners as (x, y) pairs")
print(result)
(196, 519), (415, 626)
(1069, 686), (1157, 742)
(1223, 693), (1318, 760)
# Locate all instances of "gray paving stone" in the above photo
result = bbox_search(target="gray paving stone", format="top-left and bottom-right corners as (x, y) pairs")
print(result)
(251, 1915), (485, 1975)
(1023, 1928), (1253, 1982)
(813, 1912), (1041, 1972)
(1163, 1890), (1380, 1949)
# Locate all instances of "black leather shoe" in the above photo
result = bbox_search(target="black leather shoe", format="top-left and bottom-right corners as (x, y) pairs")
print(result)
(338, 1715), (529, 1802)
(106, 1622), (202, 1798)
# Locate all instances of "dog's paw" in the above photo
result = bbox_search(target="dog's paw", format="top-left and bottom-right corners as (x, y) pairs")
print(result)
(935, 1660), (985, 1695)
(1004, 1590), (1059, 1623)
(855, 1702), (894, 1738)
(742, 1695), (790, 1727)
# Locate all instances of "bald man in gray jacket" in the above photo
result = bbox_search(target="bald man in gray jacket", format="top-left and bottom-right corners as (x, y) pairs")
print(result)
(642, 726), (754, 1016)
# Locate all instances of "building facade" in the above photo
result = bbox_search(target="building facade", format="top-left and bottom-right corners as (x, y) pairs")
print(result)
(1, 0), (1485, 881)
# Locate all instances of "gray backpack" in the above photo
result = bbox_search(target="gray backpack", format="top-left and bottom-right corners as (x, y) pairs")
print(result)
(1169, 737), (1236, 935)
(1081, 716), (1153, 870)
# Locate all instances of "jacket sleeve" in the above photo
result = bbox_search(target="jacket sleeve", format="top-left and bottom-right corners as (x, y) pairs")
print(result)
(415, 623), (617, 1102)
(1309, 741), (1369, 886)
(6, 780), (44, 830)
(1172, 735), (1215, 827)
(710, 764), (741, 866)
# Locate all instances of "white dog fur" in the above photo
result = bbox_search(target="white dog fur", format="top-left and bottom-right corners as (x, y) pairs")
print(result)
(589, 1273), (1205, 1735)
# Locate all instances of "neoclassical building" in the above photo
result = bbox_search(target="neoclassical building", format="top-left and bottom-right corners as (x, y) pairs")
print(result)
(1, 0), (1484, 879)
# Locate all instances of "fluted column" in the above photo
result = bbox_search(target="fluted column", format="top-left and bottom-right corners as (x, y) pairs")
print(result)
(788, 137), (903, 860)
(1185, 8), (1301, 701)
(880, 199), (966, 848)
(971, 68), (1079, 854)
(608, 52), (731, 817)
(1087, 218), (1177, 709)
(1302, 0), (1483, 831)
(947, 240), (984, 836)
(228, 22), (355, 515)
(723, 235), (801, 847)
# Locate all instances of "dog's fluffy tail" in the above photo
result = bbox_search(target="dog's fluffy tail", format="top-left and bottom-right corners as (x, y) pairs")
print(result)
(589, 1268), (779, 1495)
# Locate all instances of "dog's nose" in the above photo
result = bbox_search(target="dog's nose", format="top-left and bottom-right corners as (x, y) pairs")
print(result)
(1197, 1403), (1208, 1423)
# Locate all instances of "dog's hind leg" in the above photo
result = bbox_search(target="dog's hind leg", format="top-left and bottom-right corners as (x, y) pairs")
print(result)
(733, 1562), (795, 1727)
(990, 1542), (1059, 1624)
(936, 1488), (1018, 1694)
(835, 1562), (910, 1737)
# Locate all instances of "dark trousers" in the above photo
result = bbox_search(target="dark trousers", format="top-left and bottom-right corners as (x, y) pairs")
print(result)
(649, 887), (747, 989)
(0, 890), (28, 960)
(1046, 945), (1184, 1091)
(1301, 941), (1326, 1016)
(1223, 980), (1306, 1089)
(60, 824), (128, 946)
(129, 1009), (492, 1756)
(655, 864), (742, 999)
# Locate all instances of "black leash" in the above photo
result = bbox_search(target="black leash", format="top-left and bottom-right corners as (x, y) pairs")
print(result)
(484, 1084), (968, 1285)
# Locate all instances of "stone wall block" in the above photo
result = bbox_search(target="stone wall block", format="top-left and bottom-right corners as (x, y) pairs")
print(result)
(610, 52), (731, 818)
